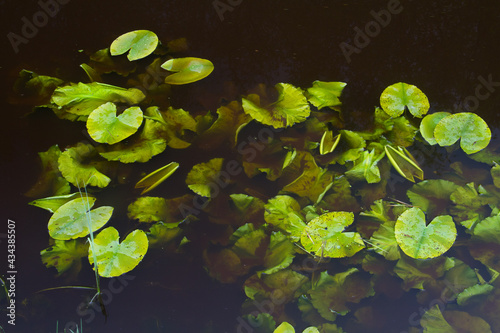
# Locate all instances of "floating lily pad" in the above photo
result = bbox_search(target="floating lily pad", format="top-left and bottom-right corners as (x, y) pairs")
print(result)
(48, 197), (113, 240)
(87, 102), (143, 144)
(306, 81), (346, 111)
(110, 30), (158, 61)
(395, 207), (456, 259)
(434, 112), (491, 154)
(186, 158), (224, 198)
(274, 322), (295, 333)
(420, 112), (451, 145)
(300, 211), (365, 258)
(89, 227), (148, 278)
(161, 57), (214, 84)
(380, 82), (430, 118)
(29, 193), (93, 213)
(264, 195), (306, 241)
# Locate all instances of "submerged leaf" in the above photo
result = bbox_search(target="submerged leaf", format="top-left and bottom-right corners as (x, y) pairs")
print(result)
(395, 207), (456, 259)
(407, 180), (459, 219)
(346, 149), (385, 183)
(264, 195), (306, 241)
(51, 82), (145, 117)
(40, 239), (88, 276)
(242, 83), (310, 128)
(110, 30), (158, 61)
(162, 57), (214, 84)
(421, 305), (492, 333)
(434, 112), (491, 154)
(186, 158), (224, 198)
(12, 69), (64, 105)
(146, 221), (183, 248)
(58, 143), (111, 188)
(306, 81), (346, 111)
(89, 227), (148, 278)
(87, 102), (143, 144)
(259, 231), (295, 276)
(48, 197), (113, 240)
(301, 211), (365, 258)
(380, 82), (429, 118)
(135, 162), (179, 194)
(127, 196), (168, 223)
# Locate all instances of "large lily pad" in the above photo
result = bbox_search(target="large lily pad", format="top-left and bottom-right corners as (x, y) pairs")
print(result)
(395, 207), (456, 259)
(242, 83), (310, 129)
(89, 227), (148, 278)
(300, 211), (365, 258)
(48, 197), (113, 240)
(162, 57), (214, 84)
(380, 82), (429, 118)
(434, 112), (491, 154)
(110, 30), (158, 61)
(87, 102), (143, 144)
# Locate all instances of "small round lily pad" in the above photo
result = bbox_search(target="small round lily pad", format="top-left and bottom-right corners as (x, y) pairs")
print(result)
(380, 82), (430, 118)
(110, 30), (158, 61)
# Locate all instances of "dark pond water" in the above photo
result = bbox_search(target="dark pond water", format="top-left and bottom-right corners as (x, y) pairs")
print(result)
(1, 0), (500, 332)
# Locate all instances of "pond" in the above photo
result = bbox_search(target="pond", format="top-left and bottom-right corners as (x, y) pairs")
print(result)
(1, 1), (500, 332)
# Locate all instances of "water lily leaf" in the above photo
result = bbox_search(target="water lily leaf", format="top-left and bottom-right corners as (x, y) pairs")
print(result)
(274, 322), (295, 333)
(145, 106), (197, 149)
(491, 164), (500, 188)
(309, 269), (374, 321)
(319, 131), (341, 155)
(472, 214), (500, 244)
(369, 220), (400, 260)
(242, 83), (311, 129)
(110, 30), (158, 61)
(203, 248), (247, 283)
(40, 239), (89, 277)
(146, 221), (183, 248)
(395, 207), (456, 259)
(12, 69), (64, 106)
(434, 112), (491, 154)
(421, 305), (492, 333)
(87, 102), (143, 144)
(300, 211), (365, 258)
(51, 82), (145, 117)
(127, 196), (168, 223)
(457, 283), (495, 306)
(306, 81), (346, 111)
(87, 48), (136, 76)
(259, 231), (295, 276)
(385, 116), (418, 147)
(48, 197), (113, 240)
(317, 177), (361, 213)
(29, 193), (93, 213)
(232, 228), (267, 259)
(89, 227), (148, 278)
(346, 149), (385, 183)
(450, 183), (492, 227)
(264, 195), (306, 241)
(25, 145), (70, 198)
(135, 162), (179, 194)
(394, 255), (454, 290)
(407, 180), (459, 219)
(380, 82), (430, 118)
(242, 313), (276, 333)
(58, 143), (111, 188)
(420, 112), (451, 145)
(161, 57), (214, 84)
(186, 158), (224, 198)
(384, 145), (424, 182)
(200, 101), (251, 148)
(327, 130), (366, 165)
(98, 119), (167, 163)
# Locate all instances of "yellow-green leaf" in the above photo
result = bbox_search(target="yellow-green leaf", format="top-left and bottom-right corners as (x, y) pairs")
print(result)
(162, 57), (214, 84)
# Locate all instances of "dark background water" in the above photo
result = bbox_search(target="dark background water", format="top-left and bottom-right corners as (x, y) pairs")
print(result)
(1, 0), (500, 332)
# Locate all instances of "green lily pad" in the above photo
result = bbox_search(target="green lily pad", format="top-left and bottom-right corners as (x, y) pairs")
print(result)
(380, 82), (430, 118)
(394, 207), (456, 259)
(48, 197), (113, 240)
(264, 195), (306, 241)
(306, 81), (346, 111)
(345, 149), (385, 184)
(274, 322), (295, 333)
(87, 102), (143, 144)
(29, 193), (93, 213)
(110, 30), (158, 61)
(161, 57), (214, 85)
(300, 211), (365, 258)
(420, 112), (451, 145)
(135, 162), (179, 195)
(242, 83), (311, 129)
(89, 227), (148, 278)
(434, 112), (491, 154)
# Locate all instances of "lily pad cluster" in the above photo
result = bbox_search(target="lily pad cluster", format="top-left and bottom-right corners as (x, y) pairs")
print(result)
(19, 31), (500, 332)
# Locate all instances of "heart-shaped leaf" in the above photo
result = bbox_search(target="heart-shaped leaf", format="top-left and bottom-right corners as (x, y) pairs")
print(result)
(395, 207), (456, 259)
(420, 112), (451, 145)
(434, 112), (491, 154)
(110, 30), (158, 61)
(161, 57), (214, 85)
(89, 227), (148, 277)
(300, 211), (365, 258)
(87, 102), (143, 144)
(380, 82), (430, 118)
(48, 197), (113, 240)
